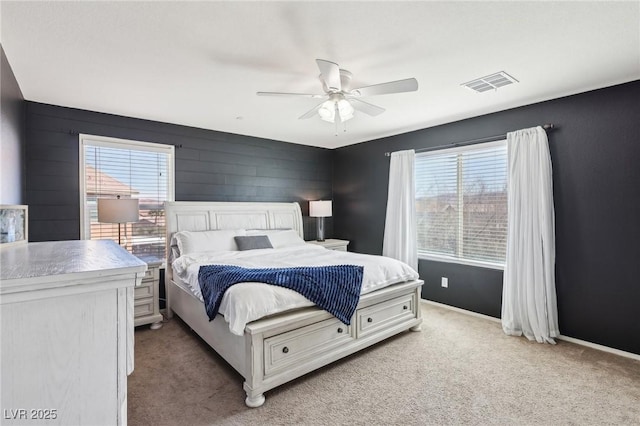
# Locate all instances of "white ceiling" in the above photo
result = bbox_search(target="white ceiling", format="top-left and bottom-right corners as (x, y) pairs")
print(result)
(1, 1), (639, 149)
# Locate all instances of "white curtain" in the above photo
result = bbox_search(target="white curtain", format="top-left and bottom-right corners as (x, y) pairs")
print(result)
(502, 126), (559, 343)
(383, 149), (418, 271)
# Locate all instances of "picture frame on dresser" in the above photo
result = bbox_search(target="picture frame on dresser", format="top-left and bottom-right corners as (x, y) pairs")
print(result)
(0, 205), (28, 247)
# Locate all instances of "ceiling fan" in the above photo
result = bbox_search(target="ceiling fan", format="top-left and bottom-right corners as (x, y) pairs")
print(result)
(257, 59), (418, 123)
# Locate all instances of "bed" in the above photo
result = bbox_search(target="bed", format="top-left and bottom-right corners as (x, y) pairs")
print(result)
(165, 201), (423, 407)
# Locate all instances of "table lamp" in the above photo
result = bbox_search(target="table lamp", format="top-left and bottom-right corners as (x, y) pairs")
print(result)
(309, 200), (332, 242)
(97, 195), (139, 247)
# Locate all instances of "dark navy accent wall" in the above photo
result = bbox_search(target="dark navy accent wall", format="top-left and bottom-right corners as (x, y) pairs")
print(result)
(25, 102), (333, 242)
(21, 81), (640, 355)
(334, 80), (640, 355)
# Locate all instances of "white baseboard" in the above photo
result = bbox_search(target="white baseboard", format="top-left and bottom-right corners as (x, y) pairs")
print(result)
(420, 299), (640, 362)
(422, 299), (501, 323)
(555, 335), (640, 361)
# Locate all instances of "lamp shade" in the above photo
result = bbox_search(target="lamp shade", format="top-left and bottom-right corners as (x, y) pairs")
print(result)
(97, 197), (139, 223)
(309, 200), (332, 218)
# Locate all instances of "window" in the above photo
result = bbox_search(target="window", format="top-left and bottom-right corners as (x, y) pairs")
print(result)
(415, 140), (507, 268)
(80, 135), (175, 259)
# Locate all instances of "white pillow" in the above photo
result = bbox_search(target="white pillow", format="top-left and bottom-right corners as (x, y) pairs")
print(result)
(172, 229), (247, 256)
(246, 229), (306, 248)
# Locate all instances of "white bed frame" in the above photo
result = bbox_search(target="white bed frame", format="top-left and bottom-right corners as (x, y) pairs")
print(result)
(165, 201), (423, 407)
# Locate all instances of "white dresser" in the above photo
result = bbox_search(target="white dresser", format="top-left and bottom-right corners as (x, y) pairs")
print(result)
(0, 240), (146, 426)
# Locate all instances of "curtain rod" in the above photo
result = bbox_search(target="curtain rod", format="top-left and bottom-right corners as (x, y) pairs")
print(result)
(384, 123), (556, 157)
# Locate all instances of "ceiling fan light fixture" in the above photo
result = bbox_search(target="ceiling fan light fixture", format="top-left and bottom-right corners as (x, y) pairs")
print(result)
(337, 99), (354, 122)
(258, 59), (417, 124)
(318, 100), (335, 122)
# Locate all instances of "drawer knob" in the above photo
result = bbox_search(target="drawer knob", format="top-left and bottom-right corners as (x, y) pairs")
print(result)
(337, 327), (343, 333)
(367, 317), (373, 323)
(403, 305), (408, 310)
(282, 347), (289, 354)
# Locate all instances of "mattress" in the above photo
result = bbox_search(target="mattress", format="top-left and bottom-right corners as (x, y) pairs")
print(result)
(172, 244), (419, 335)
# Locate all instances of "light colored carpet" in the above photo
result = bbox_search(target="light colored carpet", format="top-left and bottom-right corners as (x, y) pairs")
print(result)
(128, 303), (640, 426)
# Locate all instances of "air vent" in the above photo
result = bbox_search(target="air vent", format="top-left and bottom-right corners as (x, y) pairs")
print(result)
(461, 71), (519, 93)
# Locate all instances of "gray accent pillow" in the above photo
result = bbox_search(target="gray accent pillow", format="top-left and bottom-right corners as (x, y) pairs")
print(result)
(234, 235), (273, 251)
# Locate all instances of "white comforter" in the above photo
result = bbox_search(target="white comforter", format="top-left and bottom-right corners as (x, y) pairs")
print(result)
(172, 244), (419, 335)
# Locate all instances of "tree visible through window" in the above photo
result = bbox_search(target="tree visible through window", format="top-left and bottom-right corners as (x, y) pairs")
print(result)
(80, 135), (175, 259)
(415, 140), (507, 267)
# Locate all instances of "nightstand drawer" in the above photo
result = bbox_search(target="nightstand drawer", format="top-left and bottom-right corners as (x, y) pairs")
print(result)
(141, 266), (158, 282)
(306, 239), (349, 251)
(134, 297), (154, 318)
(132, 259), (163, 328)
(134, 282), (153, 299)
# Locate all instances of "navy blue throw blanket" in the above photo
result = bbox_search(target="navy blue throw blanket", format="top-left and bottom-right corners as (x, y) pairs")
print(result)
(198, 264), (364, 325)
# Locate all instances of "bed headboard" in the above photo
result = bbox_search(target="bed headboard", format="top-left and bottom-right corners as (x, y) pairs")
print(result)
(164, 201), (304, 295)
(165, 201), (304, 238)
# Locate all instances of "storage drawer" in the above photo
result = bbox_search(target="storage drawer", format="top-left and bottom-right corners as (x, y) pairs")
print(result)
(134, 281), (153, 299)
(134, 297), (154, 318)
(264, 317), (355, 375)
(357, 293), (416, 338)
(141, 266), (158, 282)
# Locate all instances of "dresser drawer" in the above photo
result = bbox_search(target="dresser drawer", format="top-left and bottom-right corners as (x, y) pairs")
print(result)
(357, 293), (416, 338)
(134, 297), (154, 318)
(264, 317), (355, 375)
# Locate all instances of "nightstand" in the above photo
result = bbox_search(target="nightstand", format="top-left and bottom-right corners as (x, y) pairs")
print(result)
(307, 239), (350, 251)
(134, 255), (164, 329)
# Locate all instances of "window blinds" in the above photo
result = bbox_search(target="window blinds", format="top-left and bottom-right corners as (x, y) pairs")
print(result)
(82, 138), (173, 259)
(415, 141), (508, 265)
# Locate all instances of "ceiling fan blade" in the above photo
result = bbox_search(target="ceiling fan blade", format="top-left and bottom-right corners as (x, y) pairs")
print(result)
(348, 98), (386, 116)
(257, 91), (325, 99)
(316, 59), (342, 92)
(351, 78), (418, 97)
(298, 101), (326, 120)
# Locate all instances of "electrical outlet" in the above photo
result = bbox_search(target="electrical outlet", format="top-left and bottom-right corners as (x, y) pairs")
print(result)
(441, 277), (448, 288)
